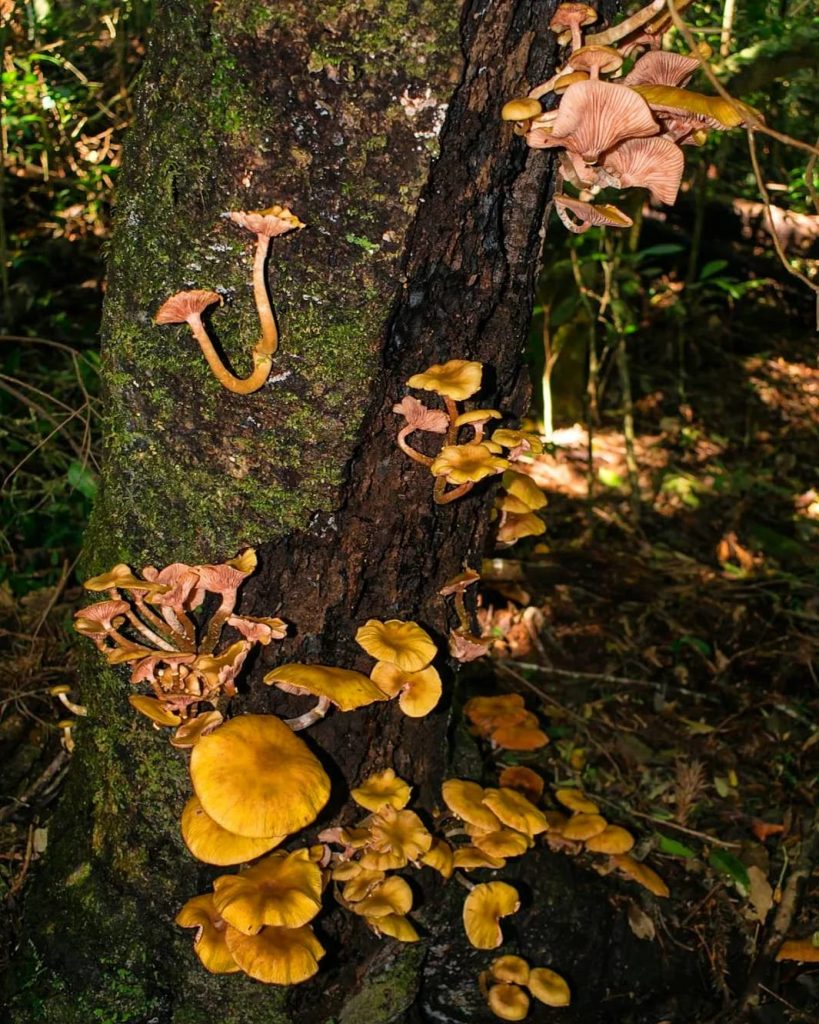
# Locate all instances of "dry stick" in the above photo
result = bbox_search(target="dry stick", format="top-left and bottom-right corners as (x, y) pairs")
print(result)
(736, 806), (819, 1016)
(497, 659), (655, 688)
(0, 748), (70, 824)
(596, 794), (743, 850)
(569, 246), (599, 505)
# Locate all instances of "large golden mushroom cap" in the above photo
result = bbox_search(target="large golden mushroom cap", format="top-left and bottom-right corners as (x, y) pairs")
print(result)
(463, 881), (521, 949)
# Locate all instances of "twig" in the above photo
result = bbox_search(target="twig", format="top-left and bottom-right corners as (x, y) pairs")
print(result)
(0, 748), (70, 824)
(595, 794), (743, 849)
(497, 659), (654, 687)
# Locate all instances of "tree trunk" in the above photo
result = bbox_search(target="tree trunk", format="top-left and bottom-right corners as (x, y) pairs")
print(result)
(13, 2), (719, 1022)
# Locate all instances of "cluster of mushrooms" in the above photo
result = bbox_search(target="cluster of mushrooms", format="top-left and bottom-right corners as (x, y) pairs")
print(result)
(481, 956), (571, 1021)
(155, 204), (304, 393)
(503, 0), (755, 232)
(394, 359), (549, 545)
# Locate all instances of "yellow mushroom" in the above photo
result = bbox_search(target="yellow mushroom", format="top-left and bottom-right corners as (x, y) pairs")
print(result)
(528, 967), (571, 1006)
(370, 661), (443, 718)
(351, 768), (412, 813)
(224, 923), (325, 985)
(463, 881), (520, 949)
(175, 893), (240, 974)
(355, 619), (437, 673)
(407, 359), (484, 401)
(181, 795), (285, 866)
(212, 849), (323, 933)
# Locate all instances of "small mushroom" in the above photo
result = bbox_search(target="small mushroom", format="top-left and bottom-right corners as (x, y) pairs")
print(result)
(355, 619), (437, 674)
(549, 2), (598, 50)
(370, 661), (443, 718)
(623, 50), (701, 88)
(501, 96), (543, 123)
(48, 684), (87, 717)
(359, 806), (433, 871)
(453, 846), (507, 871)
(568, 44), (624, 79)
(181, 795), (285, 866)
(489, 956), (530, 986)
(224, 922), (325, 984)
(57, 717), (77, 753)
(487, 982), (530, 1021)
(442, 779), (503, 832)
(553, 194), (634, 234)
(420, 838), (455, 879)
(393, 394), (450, 466)
(555, 788), (600, 814)
(498, 766), (545, 804)
(407, 359), (484, 402)
(471, 828), (530, 859)
(351, 768), (412, 813)
(602, 135), (686, 206)
(347, 875), (413, 919)
(585, 824), (635, 855)
(264, 663), (387, 730)
(529, 967), (571, 1006)
(369, 913), (420, 942)
(612, 853), (670, 897)
(463, 881), (520, 949)
(482, 788), (550, 837)
(212, 848), (323, 933)
(561, 812), (609, 841)
(175, 894), (240, 974)
(430, 444), (509, 505)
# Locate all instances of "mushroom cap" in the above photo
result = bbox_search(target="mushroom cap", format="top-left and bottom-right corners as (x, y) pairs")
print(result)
(407, 359), (483, 400)
(501, 97), (543, 121)
(569, 44), (623, 75)
(546, 80), (658, 162)
(155, 289), (222, 325)
(175, 894), (240, 974)
(421, 838), (455, 879)
(431, 444), (510, 485)
(83, 563), (169, 593)
(180, 795), (284, 866)
(463, 881), (521, 949)
(370, 913), (420, 942)
(502, 471), (548, 511)
(561, 812), (608, 841)
(490, 955), (531, 986)
(554, 194), (634, 232)
(612, 854), (670, 897)
(472, 828), (530, 859)
(228, 204), (305, 238)
(213, 849), (323, 933)
(336, 866), (387, 903)
(491, 429), (544, 454)
(584, 824), (635, 854)
(602, 135), (685, 206)
(555, 788), (600, 814)
(449, 629), (492, 662)
(360, 807), (432, 870)
(483, 788), (550, 836)
(439, 569), (481, 596)
(529, 967), (572, 1006)
(73, 599), (130, 635)
(348, 876), (413, 919)
(128, 695), (182, 727)
(227, 615), (288, 645)
(464, 694), (525, 723)
(264, 663), (387, 711)
(442, 779), (503, 832)
(454, 408), (503, 428)
(393, 395), (450, 434)
(453, 846), (507, 870)
(554, 70), (590, 94)
(490, 721), (549, 748)
(170, 710), (224, 749)
(487, 983), (530, 1021)
(351, 768), (412, 812)
(355, 619), (437, 673)
(190, 714), (331, 838)
(623, 50), (701, 88)
(498, 766), (545, 803)
(776, 939), (819, 963)
(549, 2), (598, 38)
(628, 84), (751, 129)
(370, 661), (443, 718)
(224, 923), (325, 985)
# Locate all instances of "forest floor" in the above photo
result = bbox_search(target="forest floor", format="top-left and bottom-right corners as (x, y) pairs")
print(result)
(1, 290), (817, 1021)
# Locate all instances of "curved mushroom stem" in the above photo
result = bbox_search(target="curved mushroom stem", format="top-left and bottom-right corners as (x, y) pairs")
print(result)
(185, 313), (273, 395)
(433, 477), (474, 505)
(554, 200), (592, 234)
(528, 72), (563, 99)
(453, 592), (471, 633)
(251, 233), (279, 357)
(284, 695), (332, 732)
(124, 608), (179, 652)
(200, 595), (238, 655)
(444, 397), (460, 444)
(51, 689), (88, 717)
(133, 595), (193, 650)
(397, 426), (434, 466)
(454, 871), (476, 892)
(570, 23), (583, 51)
(585, 0), (665, 46)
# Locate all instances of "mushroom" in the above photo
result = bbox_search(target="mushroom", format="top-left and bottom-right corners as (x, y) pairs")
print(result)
(264, 663), (388, 730)
(430, 444), (509, 505)
(553, 194), (634, 235)
(407, 359), (484, 403)
(501, 96), (543, 132)
(489, 956), (530, 986)
(351, 768), (412, 813)
(369, 913), (420, 942)
(611, 853), (670, 897)
(175, 894), (240, 974)
(57, 718), (77, 753)
(567, 44), (624, 79)
(623, 50), (701, 88)
(585, 824), (635, 854)
(189, 714), (331, 838)
(224, 922), (325, 984)
(471, 828), (530, 860)
(549, 3), (598, 50)
(181, 795), (285, 866)
(482, 788), (550, 837)
(421, 838), (455, 879)
(489, 719), (549, 748)
(498, 767), (545, 804)
(553, 70), (590, 94)
(463, 881), (521, 949)
(776, 939), (819, 963)
(555, 788), (600, 814)
(128, 694), (182, 727)
(442, 779), (503, 833)
(453, 846), (507, 871)
(333, 863), (387, 902)
(487, 983), (531, 1021)
(347, 875), (413, 919)
(602, 135), (686, 206)
(212, 848), (323, 933)
(529, 967), (571, 1007)
(454, 408), (503, 444)
(561, 812), (609, 841)
(48, 684), (87, 717)
(393, 394), (450, 467)
(490, 429), (544, 456)
(359, 806), (433, 871)
(355, 618), (437, 674)
(502, 471), (548, 511)
(449, 629), (492, 662)
(370, 661), (443, 718)
(628, 84), (753, 143)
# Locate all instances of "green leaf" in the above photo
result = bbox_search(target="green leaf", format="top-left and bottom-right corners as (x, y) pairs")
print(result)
(708, 849), (750, 895)
(657, 834), (697, 859)
(67, 461), (98, 499)
(598, 467), (624, 488)
(699, 259), (729, 280)
(635, 243), (685, 260)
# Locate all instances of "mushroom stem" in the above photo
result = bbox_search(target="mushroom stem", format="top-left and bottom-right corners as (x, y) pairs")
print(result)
(397, 426), (434, 466)
(283, 695), (332, 732)
(186, 313), (273, 396)
(200, 596), (237, 655)
(584, 0), (664, 46)
(58, 720), (76, 753)
(134, 595), (194, 650)
(251, 233), (279, 357)
(433, 477), (474, 505)
(51, 689), (88, 717)
(159, 605), (198, 645)
(554, 198), (592, 234)
(124, 608), (180, 652)
(570, 23), (583, 51)
(444, 398), (461, 444)
(454, 871), (476, 892)
(453, 592), (471, 633)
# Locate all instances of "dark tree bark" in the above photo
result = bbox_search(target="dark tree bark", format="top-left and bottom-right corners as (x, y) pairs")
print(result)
(13, 2), (720, 1022)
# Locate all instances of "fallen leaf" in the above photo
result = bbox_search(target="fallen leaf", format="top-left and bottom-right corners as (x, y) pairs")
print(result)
(627, 902), (656, 941)
(746, 866), (773, 923)
(751, 820), (785, 841)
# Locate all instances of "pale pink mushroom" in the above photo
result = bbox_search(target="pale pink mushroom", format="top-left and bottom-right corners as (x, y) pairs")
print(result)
(549, 3), (598, 51)
(623, 50), (700, 88)
(553, 194), (634, 234)
(602, 136), (686, 206)
(393, 395), (450, 467)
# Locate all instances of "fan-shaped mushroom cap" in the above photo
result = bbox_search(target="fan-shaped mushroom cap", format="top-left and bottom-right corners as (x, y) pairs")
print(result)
(213, 849), (322, 933)
(483, 788), (549, 836)
(421, 838), (454, 879)
(624, 50), (700, 88)
(555, 789), (600, 814)
(569, 44), (623, 77)
(351, 768), (412, 812)
(776, 939), (819, 963)
(336, 866), (387, 903)
(561, 812), (608, 841)
(73, 599), (130, 635)
(498, 766), (544, 804)
(472, 828), (530, 859)
(227, 615), (287, 645)
(502, 471), (548, 511)
(407, 359), (483, 400)
(83, 563), (169, 593)
(175, 894), (239, 974)
(465, 694), (525, 723)
(128, 695), (182, 727)
(370, 914), (420, 942)
(431, 444), (510, 485)
(585, 824), (635, 854)
(454, 408), (503, 428)
(355, 619), (437, 673)
(224, 923), (325, 984)
(453, 846), (507, 870)
(181, 795), (284, 866)
(549, 3), (597, 46)
(603, 135), (685, 206)
(501, 97), (543, 121)
(546, 80), (658, 162)
(629, 84), (752, 129)
(348, 876), (413, 918)
(370, 661), (443, 718)
(491, 429), (544, 454)
(228, 204), (305, 238)
(439, 569), (481, 596)
(463, 881), (521, 949)
(190, 714), (331, 838)
(554, 70), (590, 94)
(488, 983), (530, 1021)
(360, 806), (433, 870)
(554, 194), (634, 234)
(170, 710), (224, 749)
(529, 967), (572, 1006)
(490, 955), (530, 986)
(155, 289), (222, 325)
(612, 853), (670, 897)
(393, 395), (450, 433)
(264, 663), (387, 711)
(442, 779), (503, 832)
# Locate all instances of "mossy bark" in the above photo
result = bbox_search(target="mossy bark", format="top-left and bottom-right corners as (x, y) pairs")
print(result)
(12, 2), (718, 1022)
